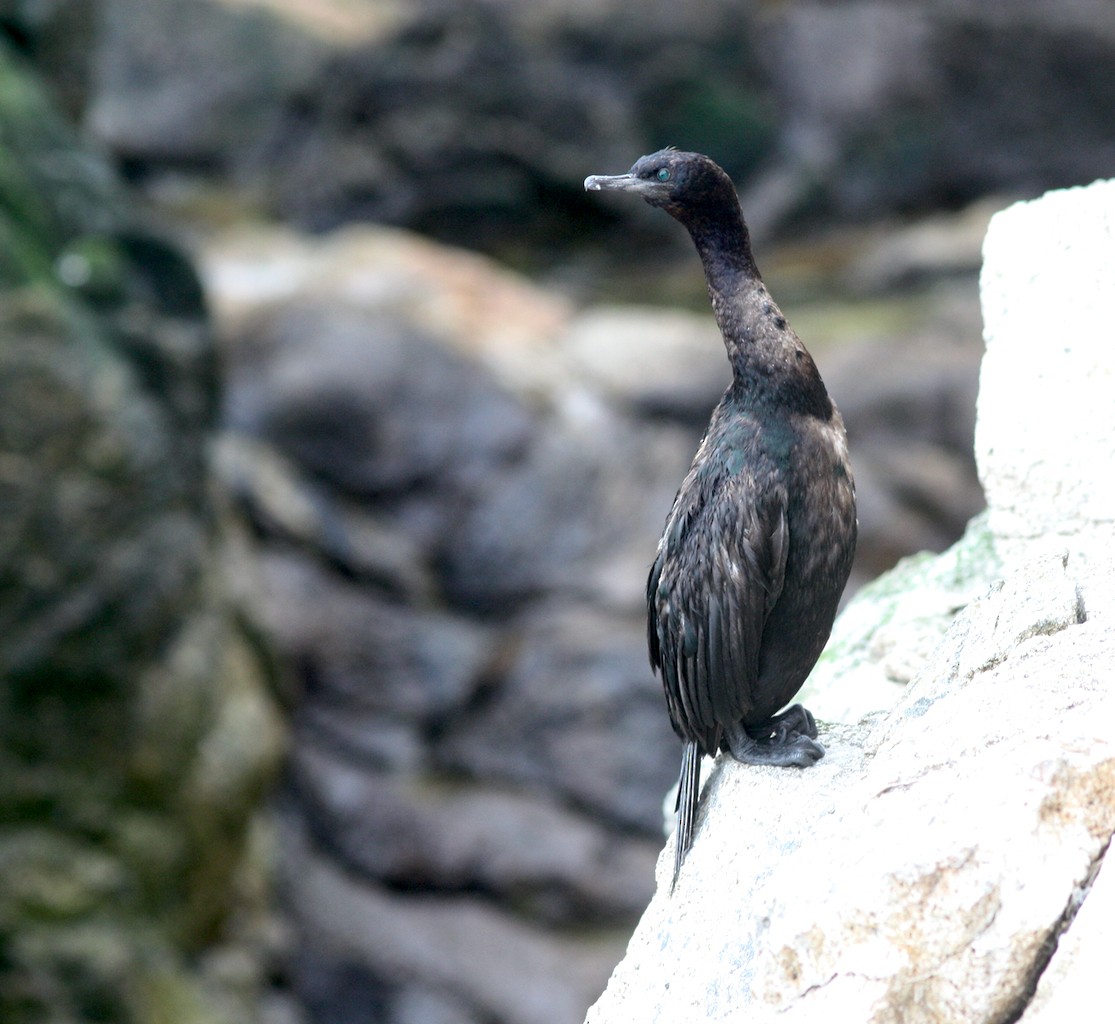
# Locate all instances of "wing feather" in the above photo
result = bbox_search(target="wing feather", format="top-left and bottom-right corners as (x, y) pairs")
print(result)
(647, 449), (789, 753)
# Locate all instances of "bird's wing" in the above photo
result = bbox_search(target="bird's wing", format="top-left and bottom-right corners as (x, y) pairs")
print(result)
(648, 465), (788, 751)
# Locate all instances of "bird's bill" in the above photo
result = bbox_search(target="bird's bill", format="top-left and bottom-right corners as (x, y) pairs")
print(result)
(584, 172), (650, 194)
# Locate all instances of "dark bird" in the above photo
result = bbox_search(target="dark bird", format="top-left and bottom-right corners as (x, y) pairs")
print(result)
(585, 150), (857, 891)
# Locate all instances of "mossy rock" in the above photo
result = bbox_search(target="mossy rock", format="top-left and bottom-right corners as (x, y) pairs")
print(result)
(802, 512), (1003, 723)
(0, 39), (281, 1024)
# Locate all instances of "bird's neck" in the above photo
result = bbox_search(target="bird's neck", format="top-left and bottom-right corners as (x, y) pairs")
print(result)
(679, 196), (833, 419)
(685, 203), (757, 281)
(686, 214), (783, 378)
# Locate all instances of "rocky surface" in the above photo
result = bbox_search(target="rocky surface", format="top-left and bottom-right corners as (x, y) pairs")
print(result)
(1020, 829), (1114, 1024)
(977, 179), (1115, 582)
(584, 179), (1115, 1024)
(0, 41), (284, 1024)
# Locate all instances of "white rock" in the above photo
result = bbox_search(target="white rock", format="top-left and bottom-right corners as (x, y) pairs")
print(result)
(977, 180), (1115, 566)
(799, 514), (1000, 725)
(1019, 853), (1115, 1024)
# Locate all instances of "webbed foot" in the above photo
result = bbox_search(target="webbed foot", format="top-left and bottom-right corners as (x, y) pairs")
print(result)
(723, 705), (824, 767)
(764, 703), (819, 742)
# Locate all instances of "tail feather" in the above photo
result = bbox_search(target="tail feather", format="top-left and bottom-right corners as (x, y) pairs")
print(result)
(671, 740), (702, 893)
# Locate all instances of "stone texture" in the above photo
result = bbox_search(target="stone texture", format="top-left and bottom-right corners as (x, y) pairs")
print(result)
(588, 545), (1114, 1024)
(283, 815), (630, 1024)
(1019, 853), (1115, 1024)
(86, 0), (329, 165)
(227, 302), (534, 502)
(290, 744), (658, 923)
(800, 512), (1000, 725)
(584, 179), (1115, 1024)
(205, 224), (573, 404)
(255, 550), (492, 756)
(437, 602), (679, 834)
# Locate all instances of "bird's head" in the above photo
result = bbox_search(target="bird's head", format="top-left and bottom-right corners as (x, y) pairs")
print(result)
(584, 149), (737, 223)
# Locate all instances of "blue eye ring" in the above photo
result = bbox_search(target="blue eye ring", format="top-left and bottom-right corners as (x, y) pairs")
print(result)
(656, 167), (671, 182)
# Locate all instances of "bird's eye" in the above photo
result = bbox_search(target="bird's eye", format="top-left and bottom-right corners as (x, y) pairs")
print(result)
(656, 167), (671, 182)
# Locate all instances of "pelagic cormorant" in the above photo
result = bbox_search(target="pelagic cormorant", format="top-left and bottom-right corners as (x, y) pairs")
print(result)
(585, 150), (857, 891)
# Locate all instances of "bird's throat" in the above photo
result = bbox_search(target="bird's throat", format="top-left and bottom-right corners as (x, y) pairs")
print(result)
(686, 203), (756, 280)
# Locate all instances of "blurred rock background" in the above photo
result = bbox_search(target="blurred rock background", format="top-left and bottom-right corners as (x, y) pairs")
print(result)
(2, 1), (1114, 1023)
(0, 19), (284, 1024)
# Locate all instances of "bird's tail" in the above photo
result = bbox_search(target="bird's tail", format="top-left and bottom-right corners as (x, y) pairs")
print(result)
(671, 740), (702, 894)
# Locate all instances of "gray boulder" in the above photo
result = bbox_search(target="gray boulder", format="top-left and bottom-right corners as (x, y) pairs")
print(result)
(584, 179), (1115, 1024)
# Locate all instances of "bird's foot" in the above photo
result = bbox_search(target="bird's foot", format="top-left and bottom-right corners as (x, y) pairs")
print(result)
(764, 703), (819, 742)
(724, 729), (824, 767)
(723, 707), (824, 768)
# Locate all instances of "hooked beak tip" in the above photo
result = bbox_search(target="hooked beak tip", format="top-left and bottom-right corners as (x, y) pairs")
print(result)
(584, 172), (644, 195)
